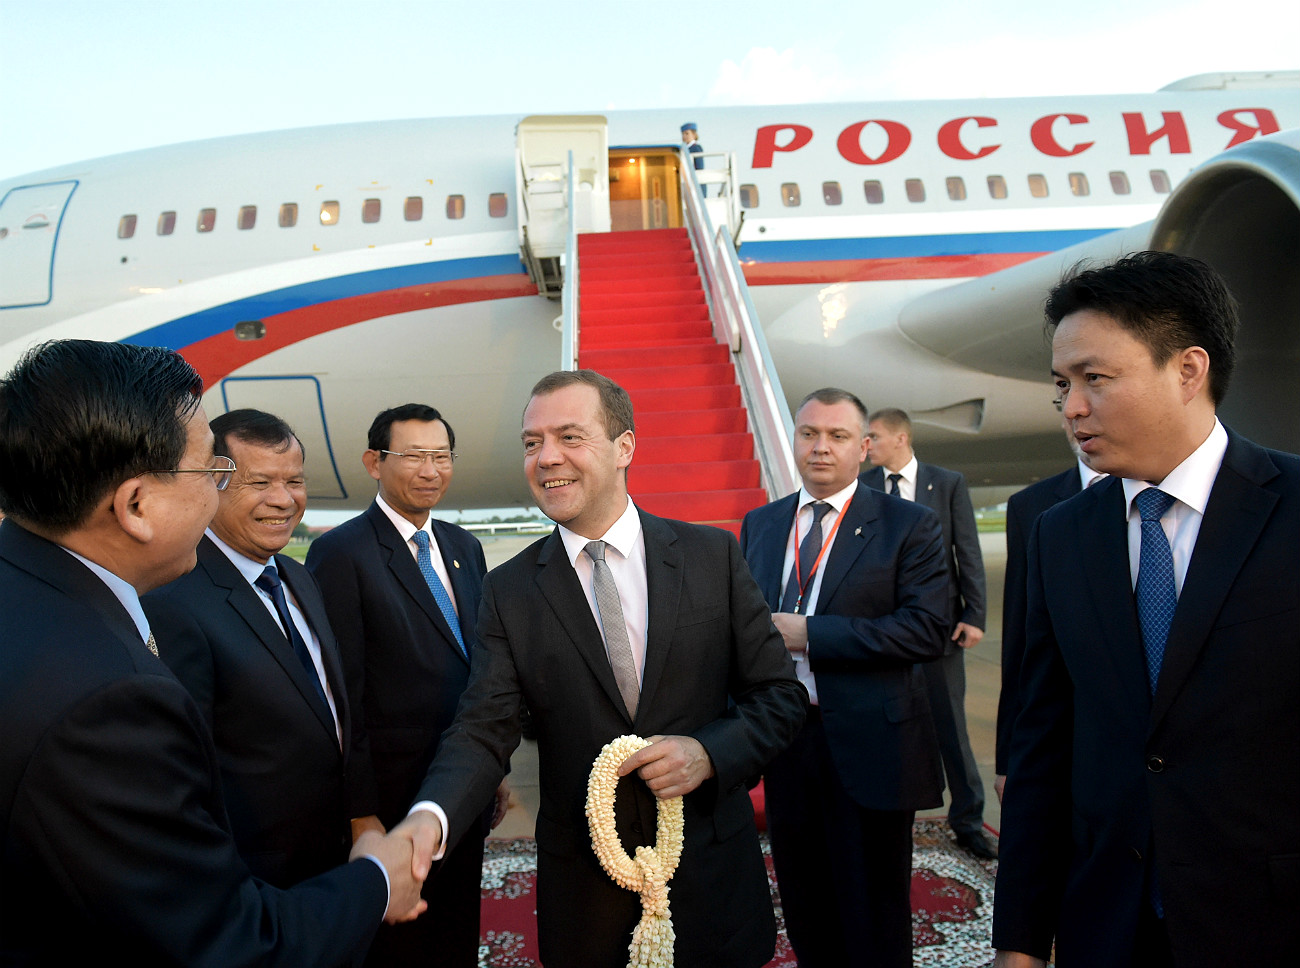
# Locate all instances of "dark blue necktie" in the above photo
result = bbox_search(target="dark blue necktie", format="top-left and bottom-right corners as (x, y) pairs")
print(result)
(412, 529), (468, 659)
(887, 473), (902, 495)
(255, 565), (330, 709)
(1135, 488), (1177, 696)
(781, 501), (832, 613)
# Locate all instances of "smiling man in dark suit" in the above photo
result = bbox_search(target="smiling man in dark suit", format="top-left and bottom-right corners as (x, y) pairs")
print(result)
(396, 369), (807, 968)
(144, 409), (361, 888)
(740, 387), (949, 968)
(0, 340), (424, 965)
(994, 252), (1300, 966)
(307, 403), (501, 967)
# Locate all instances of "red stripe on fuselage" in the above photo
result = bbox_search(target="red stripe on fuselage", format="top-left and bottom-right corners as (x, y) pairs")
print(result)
(180, 273), (537, 386)
(740, 252), (1042, 285)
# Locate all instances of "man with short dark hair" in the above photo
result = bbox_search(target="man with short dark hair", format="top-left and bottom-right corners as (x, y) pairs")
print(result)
(860, 406), (993, 858)
(144, 408), (364, 888)
(741, 387), (950, 968)
(307, 402), (500, 967)
(0, 340), (424, 964)
(397, 369), (807, 968)
(994, 252), (1300, 966)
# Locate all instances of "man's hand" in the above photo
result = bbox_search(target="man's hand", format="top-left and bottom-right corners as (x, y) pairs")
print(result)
(350, 828), (428, 924)
(952, 622), (984, 648)
(993, 951), (1047, 968)
(772, 612), (809, 655)
(491, 778), (512, 829)
(994, 773), (1006, 803)
(350, 814), (385, 843)
(618, 734), (715, 799)
(390, 809), (444, 881)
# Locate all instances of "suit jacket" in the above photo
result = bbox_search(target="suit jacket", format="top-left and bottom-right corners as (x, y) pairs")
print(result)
(306, 501), (487, 827)
(861, 462), (986, 648)
(0, 521), (385, 965)
(143, 536), (353, 887)
(993, 432), (1300, 965)
(416, 510), (807, 968)
(993, 465), (1080, 775)
(740, 480), (950, 809)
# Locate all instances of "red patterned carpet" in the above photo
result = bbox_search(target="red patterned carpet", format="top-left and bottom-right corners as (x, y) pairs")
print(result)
(477, 818), (998, 967)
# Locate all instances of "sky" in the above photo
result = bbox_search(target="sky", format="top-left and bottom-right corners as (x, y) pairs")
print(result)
(3, 0), (1298, 181)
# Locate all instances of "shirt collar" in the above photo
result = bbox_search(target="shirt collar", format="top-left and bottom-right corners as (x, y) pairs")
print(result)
(796, 478), (859, 516)
(1078, 458), (1107, 490)
(61, 548), (152, 644)
(1121, 418), (1228, 517)
(376, 493), (431, 545)
(206, 528), (275, 587)
(559, 496), (641, 567)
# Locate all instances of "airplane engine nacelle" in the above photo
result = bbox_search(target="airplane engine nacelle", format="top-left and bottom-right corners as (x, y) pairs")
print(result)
(1150, 131), (1300, 455)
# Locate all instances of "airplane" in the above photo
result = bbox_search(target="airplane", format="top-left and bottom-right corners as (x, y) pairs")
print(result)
(2, 70), (1298, 512)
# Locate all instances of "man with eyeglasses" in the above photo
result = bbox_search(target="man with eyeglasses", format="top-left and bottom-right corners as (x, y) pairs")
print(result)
(0, 340), (426, 964)
(144, 408), (361, 890)
(308, 403), (505, 968)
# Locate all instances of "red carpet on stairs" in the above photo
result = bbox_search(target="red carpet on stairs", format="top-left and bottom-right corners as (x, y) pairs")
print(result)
(578, 228), (768, 534)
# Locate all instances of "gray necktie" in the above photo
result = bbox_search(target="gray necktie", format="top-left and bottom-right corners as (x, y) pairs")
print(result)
(584, 540), (639, 719)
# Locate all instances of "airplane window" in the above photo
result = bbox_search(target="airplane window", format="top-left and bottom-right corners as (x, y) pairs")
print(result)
(117, 215), (137, 239)
(987, 175), (1008, 199)
(1069, 173), (1090, 197)
(1028, 175), (1049, 198)
(863, 181), (884, 204)
(279, 203), (298, 228)
(781, 184), (801, 207)
(157, 211), (176, 236)
(1109, 171), (1131, 195)
(739, 184), (759, 208)
(405, 196), (423, 221)
(905, 179), (926, 203)
(446, 195), (465, 219)
(946, 177), (966, 201)
(320, 201), (340, 226)
(197, 208), (217, 233)
(362, 199), (381, 224)
(489, 193), (508, 218)
(238, 206), (257, 230)
(822, 182), (842, 206)
(1150, 170), (1171, 194)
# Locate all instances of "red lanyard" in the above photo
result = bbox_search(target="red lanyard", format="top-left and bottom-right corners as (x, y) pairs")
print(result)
(789, 495), (852, 614)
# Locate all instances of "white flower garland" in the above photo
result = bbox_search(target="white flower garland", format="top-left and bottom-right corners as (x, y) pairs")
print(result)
(585, 734), (685, 968)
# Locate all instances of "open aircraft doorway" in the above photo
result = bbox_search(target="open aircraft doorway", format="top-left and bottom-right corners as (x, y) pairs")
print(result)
(608, 148), (682, 231)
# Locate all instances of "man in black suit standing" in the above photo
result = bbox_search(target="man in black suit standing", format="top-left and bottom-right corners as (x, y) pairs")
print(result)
(740, 388), (950, 968)
(307, 403), (503, 966)
(994, 252), (1300, 966)
(860, 407), (994, 859)
(397, 370), (807, 968)
(0, 340), (424, 964)
(144, 409), (366, 888)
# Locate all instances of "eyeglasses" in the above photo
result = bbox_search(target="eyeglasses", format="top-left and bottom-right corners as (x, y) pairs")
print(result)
(379, 449), (457, 470)
(1052, 397), (1064, 412)
(150, 455), (237, 491)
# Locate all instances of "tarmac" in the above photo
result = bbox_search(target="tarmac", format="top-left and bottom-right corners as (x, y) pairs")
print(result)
(478, 529), (1009, 840)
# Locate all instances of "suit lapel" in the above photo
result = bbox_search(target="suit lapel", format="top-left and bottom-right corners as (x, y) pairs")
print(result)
(1151, 437), (1279, 728)
(746, 494), (799, 607)
(814, 483), (878, 610)
(533, 529), (632, 721)
(277, 555), (347, 748)
(638, 512), (683, 725)
(914, 462), (937, 510)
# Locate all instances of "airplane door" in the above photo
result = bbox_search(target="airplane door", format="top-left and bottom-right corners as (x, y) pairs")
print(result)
(0, 180), (78, 309)
(607, 149), (682, 232)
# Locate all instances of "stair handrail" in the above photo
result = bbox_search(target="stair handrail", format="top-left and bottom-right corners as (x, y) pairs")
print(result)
(560, 150), (579, 371)
(679, 152), (798, 500)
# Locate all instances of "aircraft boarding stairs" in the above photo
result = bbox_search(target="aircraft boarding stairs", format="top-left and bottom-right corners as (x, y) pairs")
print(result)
(527, 127), (796, 534)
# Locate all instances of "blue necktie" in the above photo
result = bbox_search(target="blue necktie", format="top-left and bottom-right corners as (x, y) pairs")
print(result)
(1135, 488), (1177, 696)
(412, 529), (468, 659)
(781, 501), (832, 614)
(255, 565), (330, 710)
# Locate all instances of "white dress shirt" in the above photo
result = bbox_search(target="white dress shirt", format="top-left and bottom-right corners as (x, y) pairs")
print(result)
(782, 479), (858, 705)
(882, 454), (919, 502)
(376, 495), (459, 620)
(1121, 419), (1228, 595)
(1079, 458), (1107, 490)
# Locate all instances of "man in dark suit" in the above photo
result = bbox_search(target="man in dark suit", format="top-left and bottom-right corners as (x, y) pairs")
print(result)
(740, 388), (950, 968)
(994, 252), (1300, 966)
(860, 407), (993, 858)
(144, 409), (364, 888)
(993, 416), (1103, 802)
(0, 340), (424, 964)
(307, 403), (502, 967)
(396, 370), (807, 968)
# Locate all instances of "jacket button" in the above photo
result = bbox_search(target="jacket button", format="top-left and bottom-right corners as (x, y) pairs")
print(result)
(1146, 755), (1165, 773)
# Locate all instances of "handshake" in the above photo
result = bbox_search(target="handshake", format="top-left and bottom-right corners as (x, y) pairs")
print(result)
(345, 806), (467, 923)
